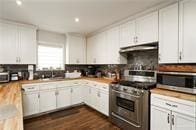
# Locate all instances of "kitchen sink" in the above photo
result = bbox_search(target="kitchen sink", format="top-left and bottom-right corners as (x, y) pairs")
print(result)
(0, 104), (18, 120)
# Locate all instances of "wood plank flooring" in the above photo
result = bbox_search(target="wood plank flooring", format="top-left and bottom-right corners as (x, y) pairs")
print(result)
(24, 105), (121, 130)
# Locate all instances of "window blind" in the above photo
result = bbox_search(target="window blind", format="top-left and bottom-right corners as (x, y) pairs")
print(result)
(37, 45), (64, 70)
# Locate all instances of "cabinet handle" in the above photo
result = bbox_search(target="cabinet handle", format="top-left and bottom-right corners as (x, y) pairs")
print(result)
(165, 103), (172, 107)
(71, 88), (73, 93)
(179, 52), (182, 60)
(167, 113), (170, 124)
(135, 36), (138, 43)
(16, 57), (18, 63)
(172, 115), (175, 125)
(38, 93), (40, 98)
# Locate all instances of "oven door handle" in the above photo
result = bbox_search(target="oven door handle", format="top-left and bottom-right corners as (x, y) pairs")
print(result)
(111, 112), (141, 128)
(112, 89), (141, 99)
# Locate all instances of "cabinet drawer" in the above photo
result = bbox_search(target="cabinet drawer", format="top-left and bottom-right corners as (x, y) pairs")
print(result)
(39, 83), (56, 90)
(151, 93), (196, 117)
(22, 84), (39, 92)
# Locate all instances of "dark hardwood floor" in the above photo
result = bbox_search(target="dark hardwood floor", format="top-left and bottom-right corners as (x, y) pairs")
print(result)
(24, 105), (121, 130)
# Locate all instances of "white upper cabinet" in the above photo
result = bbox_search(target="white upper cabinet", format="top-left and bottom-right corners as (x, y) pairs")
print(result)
(179, 0), (196, 63)
(159, 3), (179, 64)
(119, 11), (158, 48)
(66, 34), (86, 64)
(87, 32), (107, 64)
(135, 11), (158, 45)
(119, 20), (136, 48)
(19, 25), (37, 64)
(0, 21), (37, 64)
(106, 27), (127, 64)
(0, 22), (18, 64)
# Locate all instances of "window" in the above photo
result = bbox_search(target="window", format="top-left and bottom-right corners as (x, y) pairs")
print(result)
(37, 45), (64, 70)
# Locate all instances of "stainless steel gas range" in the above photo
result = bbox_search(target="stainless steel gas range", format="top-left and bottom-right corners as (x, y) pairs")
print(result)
(109, 70), (156, 130)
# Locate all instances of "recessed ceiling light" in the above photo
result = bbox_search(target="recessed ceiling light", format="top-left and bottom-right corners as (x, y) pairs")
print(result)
(75, 18), (79, 22)
(16, 0), (22, 6)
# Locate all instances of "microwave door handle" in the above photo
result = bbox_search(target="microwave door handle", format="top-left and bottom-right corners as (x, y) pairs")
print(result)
(112, 89), (141, 99)
(111, 112), (141, 128)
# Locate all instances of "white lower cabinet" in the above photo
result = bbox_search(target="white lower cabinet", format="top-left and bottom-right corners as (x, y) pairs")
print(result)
(56, 87), (71, 109)
(39, 90), (56, 113)
(22, 80), (109, 117)
(172, 112), (196, 130)
(71, 86), (83, 105)
(23, 92), (39, 117)
(151, 106), (171, 130)
(99, 90), (109, 116)
(151, 94), (196, 130)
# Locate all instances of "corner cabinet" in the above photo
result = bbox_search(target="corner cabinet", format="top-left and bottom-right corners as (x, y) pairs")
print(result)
(66, 34), (86, 64)
(151, 93), (196, 130)
(0, 21), (37, 64)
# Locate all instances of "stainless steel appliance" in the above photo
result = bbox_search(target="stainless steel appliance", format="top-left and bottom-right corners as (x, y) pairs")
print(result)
(119, 42), (158, 53)
(109, 70), (156, 130)
(157, 71), (196, 94)
(0, 72), (10, 83)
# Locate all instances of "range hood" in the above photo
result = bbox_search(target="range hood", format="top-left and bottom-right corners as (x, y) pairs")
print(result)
(119, 42), (158, 53)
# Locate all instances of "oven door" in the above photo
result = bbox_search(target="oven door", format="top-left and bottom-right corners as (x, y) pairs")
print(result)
(111, 89), (142, 128)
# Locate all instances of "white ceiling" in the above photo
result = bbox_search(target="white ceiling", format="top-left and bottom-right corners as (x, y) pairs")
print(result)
(0, 0), (174, 35)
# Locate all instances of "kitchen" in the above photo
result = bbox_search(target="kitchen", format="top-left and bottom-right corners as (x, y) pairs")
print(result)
(0, 0), (196, 130)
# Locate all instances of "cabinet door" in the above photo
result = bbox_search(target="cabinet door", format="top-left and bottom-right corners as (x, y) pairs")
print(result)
(179, 0), (196, 63)
(39, 90), (56, 112)
(172, 112), (196, 130)
(107, 27), (127, 64)
(159, 3), (179, 64)
(0, 22), (18, 64)
(83, 86), (91, 106)
(87, 36), (97, 64)
(90, 87), (99, 109)
(71, 86), (83, 105)
(136, 11), (158, 45)
(19, 26), (36, 64)
(99, 91), (109, 116)
(151, 105), (171, 130)
(119, 21), (136, 48)
(95, 32), (107, 64)
(56, 87), (71, 109)
(66, 35), (86, 64)
(23, 92), (39, 116)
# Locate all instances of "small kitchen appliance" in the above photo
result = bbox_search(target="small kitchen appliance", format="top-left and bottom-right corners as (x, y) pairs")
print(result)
(157, 71), (196, 94)
(0, 72), (10, 83)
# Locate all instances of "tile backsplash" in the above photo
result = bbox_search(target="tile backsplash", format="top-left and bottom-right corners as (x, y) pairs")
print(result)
(0, 50), (158, 79)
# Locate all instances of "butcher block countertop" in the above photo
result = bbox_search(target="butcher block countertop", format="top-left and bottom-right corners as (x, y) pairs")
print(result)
(20, 77), (114, 85)
(151, 88), (196, 102)
(0, 82), (23, 130)
(0, 77), (114, 130)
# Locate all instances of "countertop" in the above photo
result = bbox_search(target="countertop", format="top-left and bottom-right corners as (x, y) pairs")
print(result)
(0, 82), (23, 130)
(151, 88), (196, 102)
(0, 77), (114, 130)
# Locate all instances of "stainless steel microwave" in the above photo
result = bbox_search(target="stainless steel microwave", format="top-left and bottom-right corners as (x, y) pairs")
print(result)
(0, 72), (10, 83)
(157, 71), (196, 94)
